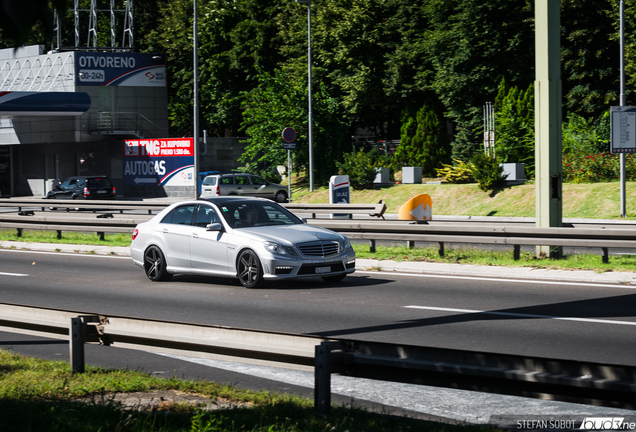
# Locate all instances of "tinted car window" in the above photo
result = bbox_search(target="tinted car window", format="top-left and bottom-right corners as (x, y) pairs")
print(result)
(194, 205), (220, 227)
(235, 176), (250, 185)
(161, 205), (195, 225)
(218, 201), (301, 229)
(87, 178), (113, 187)
(250, 176), (268, 186)
(220, 176), (233, 185)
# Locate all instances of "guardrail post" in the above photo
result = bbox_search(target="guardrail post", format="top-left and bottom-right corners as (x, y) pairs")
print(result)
(407, 240), (415, 249)
(369, 239), (376, 253)
(69, 317), (85, 374)
(602, 247), (609, 264)
(438, 242), (445, 257)
(314, 342), (332, 414)
(514, 245), (521, 261)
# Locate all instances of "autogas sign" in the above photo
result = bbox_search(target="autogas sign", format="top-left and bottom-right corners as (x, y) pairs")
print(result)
(123, 138), (194, 187)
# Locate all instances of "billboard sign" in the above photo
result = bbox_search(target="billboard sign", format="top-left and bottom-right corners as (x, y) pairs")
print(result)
(611, 106), (636, 153)
(123, 138), (194, 187)
(76, 52), (166, 87)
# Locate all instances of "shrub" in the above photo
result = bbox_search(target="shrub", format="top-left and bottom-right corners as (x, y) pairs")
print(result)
(470, 152), (506, 192)
(336, 149), (385, 190)
(436, 160), (475, 183)
(562, 152), (636, 183)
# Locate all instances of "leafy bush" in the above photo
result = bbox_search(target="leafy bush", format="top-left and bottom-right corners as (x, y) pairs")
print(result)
(562, 112), (609, 155)
(562, 153), (636, 183)
(494, 79), (535, 177)
(394, 100), (451, 176)
(470, 152), (506, 192)
(436, 159), (475, 183)
(336, 149), (386, 190)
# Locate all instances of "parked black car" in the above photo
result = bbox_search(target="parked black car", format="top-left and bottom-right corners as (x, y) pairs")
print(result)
(46, 176), (117, 200)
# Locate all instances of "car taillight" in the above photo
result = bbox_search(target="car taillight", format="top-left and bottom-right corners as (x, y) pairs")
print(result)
(83, 187), (90, 197)
(216, 184), (220, 196)
(112, 186), (116, 196)
(132, 228), (139, 240)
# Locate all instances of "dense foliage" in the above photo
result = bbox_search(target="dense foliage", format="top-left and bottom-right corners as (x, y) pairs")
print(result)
(4, 0), (636, 185)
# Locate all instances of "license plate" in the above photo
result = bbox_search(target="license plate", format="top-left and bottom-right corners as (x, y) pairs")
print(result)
(315, 266), (331, 274)
(96, 190), (106, 194)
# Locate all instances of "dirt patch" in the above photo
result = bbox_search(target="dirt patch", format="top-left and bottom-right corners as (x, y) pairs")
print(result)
(75, 389), (252, 412)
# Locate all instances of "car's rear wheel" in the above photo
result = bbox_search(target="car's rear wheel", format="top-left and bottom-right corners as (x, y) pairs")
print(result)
(322, 274), (346, 283)
(274, 190), (288, 203)
(237, 249), (263, 288)
(144, 245), (172, 281)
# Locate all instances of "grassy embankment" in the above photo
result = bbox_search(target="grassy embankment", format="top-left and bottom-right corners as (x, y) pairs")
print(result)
(3, 181), (636, 272)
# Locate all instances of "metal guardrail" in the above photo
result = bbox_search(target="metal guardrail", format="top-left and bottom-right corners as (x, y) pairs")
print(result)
(0, 302), (635, 413)
(1, 199), (636, 262)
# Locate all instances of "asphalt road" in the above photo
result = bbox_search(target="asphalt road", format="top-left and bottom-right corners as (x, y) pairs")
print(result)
(1, 248), (635, 366)
(2, 247), (636, 423)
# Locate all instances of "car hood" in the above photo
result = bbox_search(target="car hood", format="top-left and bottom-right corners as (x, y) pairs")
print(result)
(232, 223), (345, 246)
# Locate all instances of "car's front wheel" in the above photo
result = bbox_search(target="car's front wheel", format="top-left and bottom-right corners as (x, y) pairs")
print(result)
(274, 190), (288, 203)
(237, 249), (263, 288)
(144, 245), (172, 281)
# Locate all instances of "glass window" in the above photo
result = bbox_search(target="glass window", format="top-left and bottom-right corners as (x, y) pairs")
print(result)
(194, 205), (220, 227)
(250, 176), (268, 186)
(161, 205), (195, 225)
(220, 176), (233, 185)
(218, 201), (301, 229)
(235, 176), (250, 185)
(202, 176), (217, 186)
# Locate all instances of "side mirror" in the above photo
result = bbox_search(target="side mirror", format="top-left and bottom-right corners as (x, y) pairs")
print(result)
(206, 223), (224, 232)
(301, 218), (307, 224)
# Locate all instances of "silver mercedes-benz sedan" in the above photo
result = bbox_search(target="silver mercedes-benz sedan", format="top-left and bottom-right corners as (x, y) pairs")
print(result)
(130, 196), (356, 288)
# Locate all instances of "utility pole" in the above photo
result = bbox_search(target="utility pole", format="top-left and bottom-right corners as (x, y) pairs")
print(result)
(534, 0), (563, 258)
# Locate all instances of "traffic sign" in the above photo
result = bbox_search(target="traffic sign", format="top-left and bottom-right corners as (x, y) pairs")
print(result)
(282, 127), (296, 143)
(282, 141), (297, 150)
(398, 194), (433, 221)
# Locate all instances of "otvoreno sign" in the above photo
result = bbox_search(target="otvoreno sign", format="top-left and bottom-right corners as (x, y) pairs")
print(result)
(76, 52), (166, 87)
(123, 138), (194, 187)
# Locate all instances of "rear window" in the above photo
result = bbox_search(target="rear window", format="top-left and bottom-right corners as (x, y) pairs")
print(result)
(87, 178), (113, 188)
(202, 176), (217, 186)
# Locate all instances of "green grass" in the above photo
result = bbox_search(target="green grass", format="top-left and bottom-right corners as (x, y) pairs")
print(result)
(291, 181), (636, 220)
(0, 349), (487, 432)
(353, 244), (636, 273)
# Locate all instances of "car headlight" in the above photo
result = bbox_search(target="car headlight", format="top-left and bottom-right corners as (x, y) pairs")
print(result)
(341, 236), (352, 252)
(263, 241), (297, 256)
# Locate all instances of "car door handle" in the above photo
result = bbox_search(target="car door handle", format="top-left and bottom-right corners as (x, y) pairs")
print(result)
(192, 233), (199, 238)
(162, 228), (169, 233)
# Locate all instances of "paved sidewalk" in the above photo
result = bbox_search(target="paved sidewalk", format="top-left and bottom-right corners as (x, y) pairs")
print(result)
(3, 240), (636, 285)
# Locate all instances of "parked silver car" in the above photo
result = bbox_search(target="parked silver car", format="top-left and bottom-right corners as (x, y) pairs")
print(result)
(200, 173), (289, 203)
(130, 197), (355, 288)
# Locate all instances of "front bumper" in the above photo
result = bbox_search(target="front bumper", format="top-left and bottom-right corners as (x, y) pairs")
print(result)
(260, 250), (356, 280)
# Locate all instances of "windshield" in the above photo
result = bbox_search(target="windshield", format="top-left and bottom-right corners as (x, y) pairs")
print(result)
(217, 201), (302, 229)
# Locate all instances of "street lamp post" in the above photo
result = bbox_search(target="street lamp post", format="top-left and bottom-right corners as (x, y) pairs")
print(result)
(296, 0), (313, 191)
(193, 0), (200, 199)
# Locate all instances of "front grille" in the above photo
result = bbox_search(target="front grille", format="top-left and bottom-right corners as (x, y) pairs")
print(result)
(298, 241), (339, 257)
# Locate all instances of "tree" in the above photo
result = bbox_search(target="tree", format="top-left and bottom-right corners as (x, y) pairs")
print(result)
(494, 79), (535, 176)
(239, 68), (349, 185)
(0, 0), (68, 48)
(561, 0), (619, 117)
(393, 100), (450, 176)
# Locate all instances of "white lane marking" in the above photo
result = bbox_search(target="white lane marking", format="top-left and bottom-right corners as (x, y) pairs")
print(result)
(0, 272), (29, 277)
(357, 270), (636, 290)
(0, 249), (129, 259)
(404, 305), (636, 327)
